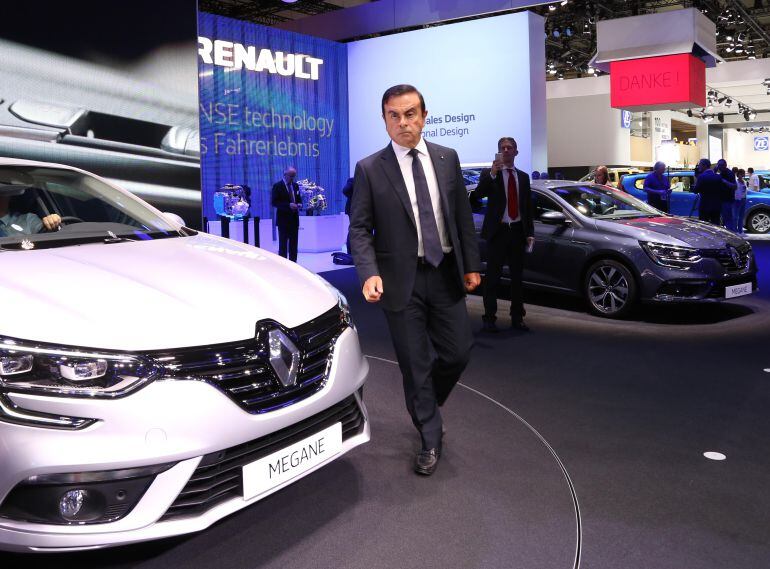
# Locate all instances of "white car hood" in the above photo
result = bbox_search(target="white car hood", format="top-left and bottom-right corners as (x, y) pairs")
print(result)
(0, 234), (338, 351)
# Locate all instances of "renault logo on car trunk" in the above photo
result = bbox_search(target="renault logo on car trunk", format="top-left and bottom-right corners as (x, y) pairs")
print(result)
(268, 329), (300, 387)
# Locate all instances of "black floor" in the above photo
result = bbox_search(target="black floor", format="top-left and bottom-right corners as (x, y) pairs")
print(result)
(3, 242), (769, 568)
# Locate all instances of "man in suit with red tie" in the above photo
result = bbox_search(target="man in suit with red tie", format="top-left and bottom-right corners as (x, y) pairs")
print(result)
(349, 84), (481, 476)
(473, 137), (535, 332)
(271, 167), (302, 262)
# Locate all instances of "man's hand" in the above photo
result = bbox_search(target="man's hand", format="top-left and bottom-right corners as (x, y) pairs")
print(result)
(41, 214), (61, 232)
(464, 272), (481, 292)
(490, 159), (505, 177)
(526, 236), (535, 252)
(289, 203), (299, 211)
(362, 276), (384, 303)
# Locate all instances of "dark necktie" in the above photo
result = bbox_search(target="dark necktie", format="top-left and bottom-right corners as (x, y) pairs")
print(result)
(507, 169), (519, 219)
(408, 148), (443, 267)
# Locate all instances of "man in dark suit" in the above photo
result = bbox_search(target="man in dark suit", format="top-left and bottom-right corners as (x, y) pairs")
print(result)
(341, 176), (354, 253)
(349, 84), (481, 476)
(271, 167), (301, 262)
(693, 158), (725, 225)
(473, 137), (535, 333)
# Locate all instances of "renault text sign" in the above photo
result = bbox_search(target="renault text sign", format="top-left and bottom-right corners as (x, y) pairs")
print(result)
(198, 37), (324, 80)
(610, 54), (705, 111)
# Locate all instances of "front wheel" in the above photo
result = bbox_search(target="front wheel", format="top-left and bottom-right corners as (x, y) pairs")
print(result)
(584, 259), (637, 318)
(746, 210), (770, 234)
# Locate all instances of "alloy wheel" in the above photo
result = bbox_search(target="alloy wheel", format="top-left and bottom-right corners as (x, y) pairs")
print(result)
(588, 265), (630, 314)
(749, 211), (770, 234)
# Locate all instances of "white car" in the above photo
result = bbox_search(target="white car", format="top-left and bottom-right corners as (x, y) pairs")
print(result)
(0, 158), (370, 552)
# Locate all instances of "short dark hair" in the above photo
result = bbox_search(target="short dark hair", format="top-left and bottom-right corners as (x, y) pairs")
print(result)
(748, 167), (754, 173)
(381, 84), (425, 115)
(497, 137), (517, 151)
(698, 158), (711, 170)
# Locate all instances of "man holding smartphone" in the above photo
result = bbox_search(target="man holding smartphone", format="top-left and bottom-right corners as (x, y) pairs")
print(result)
(472, 137), (534, 332)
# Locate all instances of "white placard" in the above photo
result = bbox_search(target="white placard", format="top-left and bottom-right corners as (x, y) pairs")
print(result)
(242, 422), (342, 500)
(725, 282), (752, 299)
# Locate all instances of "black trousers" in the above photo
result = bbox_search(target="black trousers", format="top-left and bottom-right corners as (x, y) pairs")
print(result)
(483, 222), (526, 322)
(383, 254), (472, 450)
(277, 223), (298, 262)
(699, 209), (721, 225)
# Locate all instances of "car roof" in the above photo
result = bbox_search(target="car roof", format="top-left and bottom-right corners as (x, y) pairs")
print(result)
(0, 157), (84, 171)
(532, 180), (602, 190)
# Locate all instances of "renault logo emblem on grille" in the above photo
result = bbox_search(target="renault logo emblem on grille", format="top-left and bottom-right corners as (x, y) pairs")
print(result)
(728, 246), (740, 267)
(268, 329), (300, 387)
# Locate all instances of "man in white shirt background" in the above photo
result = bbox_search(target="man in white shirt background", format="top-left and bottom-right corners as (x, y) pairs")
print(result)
(472, 137), (535, 333)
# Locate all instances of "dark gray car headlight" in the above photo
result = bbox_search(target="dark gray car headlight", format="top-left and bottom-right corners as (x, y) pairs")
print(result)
(640, 241), (702, 269)
(0, 338), (159, 398)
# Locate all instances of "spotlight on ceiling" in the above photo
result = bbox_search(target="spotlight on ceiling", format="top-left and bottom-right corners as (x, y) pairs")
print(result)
(687, 109), (693, 117)
(749, 110), (757, 120)
(725, 98), (732, 107)
(743, 110), (751, 121)
(717, 112), (724, 123)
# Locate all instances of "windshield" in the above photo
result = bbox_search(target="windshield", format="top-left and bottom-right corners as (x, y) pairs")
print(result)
(0, 166), (190, 250)
(551, 184), (662, 219)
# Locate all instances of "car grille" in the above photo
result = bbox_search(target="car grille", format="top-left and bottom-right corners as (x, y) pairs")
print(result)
(153, 305), (346, 414)
(702, 243), (752, 273)
(160, 395), (364, 521)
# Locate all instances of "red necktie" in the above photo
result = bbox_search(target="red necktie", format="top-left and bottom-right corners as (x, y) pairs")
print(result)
(507, 169), (519, 219)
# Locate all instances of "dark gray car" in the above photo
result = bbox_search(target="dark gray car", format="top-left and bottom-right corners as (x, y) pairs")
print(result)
(472, 180), (757, 318)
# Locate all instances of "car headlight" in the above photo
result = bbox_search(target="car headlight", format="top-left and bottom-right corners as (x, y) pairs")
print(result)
(314, 275), (354, 329)
(0, 338), (159, 398)
(640, 241), (702, 269)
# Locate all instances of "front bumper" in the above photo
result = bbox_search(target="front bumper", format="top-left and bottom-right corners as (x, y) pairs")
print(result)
(638, 255), (758, 303)
(0, 327), (369, 553)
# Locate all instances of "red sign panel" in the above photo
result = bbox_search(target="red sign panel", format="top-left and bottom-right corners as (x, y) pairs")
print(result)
(610, 54), (706, 111)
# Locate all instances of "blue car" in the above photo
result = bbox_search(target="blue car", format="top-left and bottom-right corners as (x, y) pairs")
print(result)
(620, 171), (770, 234)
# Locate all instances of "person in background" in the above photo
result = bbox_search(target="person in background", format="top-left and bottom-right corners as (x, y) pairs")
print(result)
(539, 171), (548, 181)
(271, 166), (302, 262)
(0, 192), (61, 236)
(341, 176), (354, 253)
(531, 171), (540, 180)
(643, 162), (671, 212)
(748, 167), (760, 193)
(595, 166), (610, 186)
(716, 159), (737, 230)
(474, 137), (535, 333)
(693, 158), (724, 225)
(734, 168), (747, 233)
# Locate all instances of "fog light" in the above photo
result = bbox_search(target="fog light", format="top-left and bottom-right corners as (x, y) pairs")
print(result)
(59, 489), (86, 521)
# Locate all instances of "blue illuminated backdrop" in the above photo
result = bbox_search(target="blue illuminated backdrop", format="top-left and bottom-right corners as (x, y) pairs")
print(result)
(197, 12), (349, 222)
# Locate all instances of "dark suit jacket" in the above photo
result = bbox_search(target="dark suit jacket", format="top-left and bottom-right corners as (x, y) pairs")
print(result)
(271, 180), (301, 228)
(693, 170), (726, 212)
(473, 167), (534, 240)
(349, 141), (481, 312)
(342, 177), (354, 216)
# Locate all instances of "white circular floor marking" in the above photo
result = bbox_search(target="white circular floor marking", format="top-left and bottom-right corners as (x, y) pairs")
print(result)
(703, 452), (727, 461)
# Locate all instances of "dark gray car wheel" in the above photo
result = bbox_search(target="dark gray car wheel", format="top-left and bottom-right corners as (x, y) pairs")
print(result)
(584, 259), (637, 318)
(747, 209), (770, 234)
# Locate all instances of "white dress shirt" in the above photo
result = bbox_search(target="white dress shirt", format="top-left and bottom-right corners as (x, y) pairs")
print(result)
(492, 166), (521, 223)
(391, 138), (452, 255)
(749, 173), (760, 192)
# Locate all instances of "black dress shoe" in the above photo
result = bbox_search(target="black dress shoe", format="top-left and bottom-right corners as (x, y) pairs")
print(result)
(482, 319), (499, 333)
(414, 447), (441, 476)
(511, 320), (530, 332)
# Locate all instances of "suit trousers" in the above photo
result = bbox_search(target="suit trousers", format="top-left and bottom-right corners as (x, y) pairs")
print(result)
(483, 222), (526, 321)
(699, 209), (721, 225)
(383, 253), (472, 450)
(277, 223), (298, 262)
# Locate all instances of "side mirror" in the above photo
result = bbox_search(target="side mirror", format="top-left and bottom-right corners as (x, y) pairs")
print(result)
(540, 211), (569, 225)
(163, 212), (186, 227)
